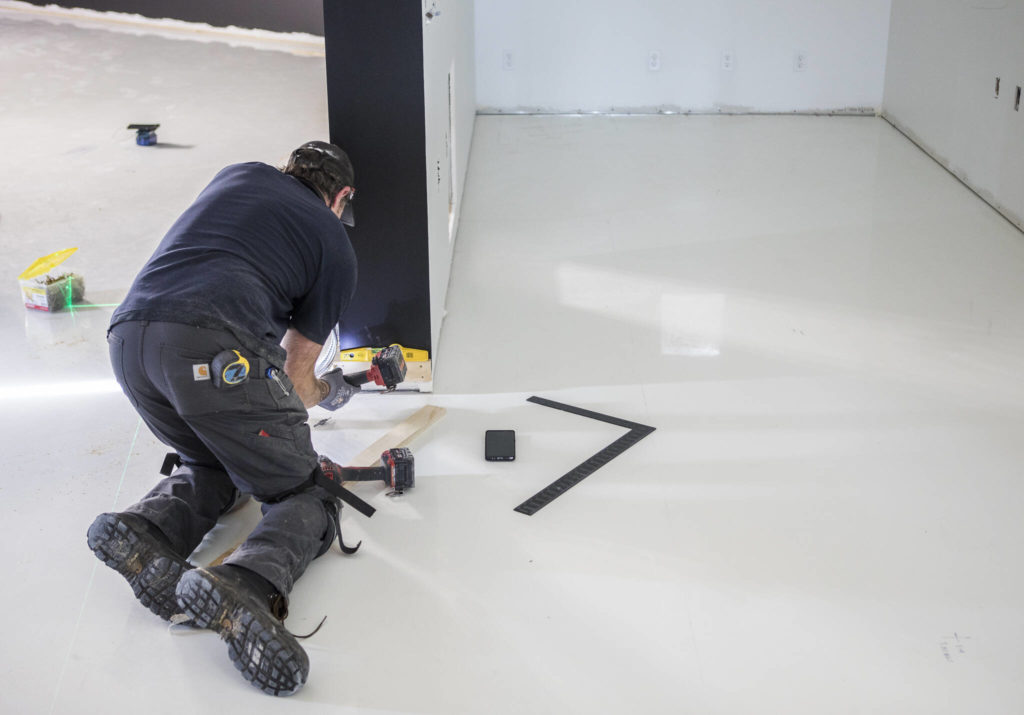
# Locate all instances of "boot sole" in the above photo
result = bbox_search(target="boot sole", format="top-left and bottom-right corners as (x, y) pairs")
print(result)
(87, 513), (191, 621)
(175, 569), (308, 696)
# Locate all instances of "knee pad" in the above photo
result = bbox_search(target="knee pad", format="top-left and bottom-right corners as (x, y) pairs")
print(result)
(316, 497), (340, 557)
(219, 488), (250, 516)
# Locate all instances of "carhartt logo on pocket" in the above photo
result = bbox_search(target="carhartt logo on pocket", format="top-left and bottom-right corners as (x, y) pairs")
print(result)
(193, 364), (210, 381)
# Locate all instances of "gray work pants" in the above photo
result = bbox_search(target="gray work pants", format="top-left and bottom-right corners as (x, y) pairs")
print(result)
(107, 320), (337, 595)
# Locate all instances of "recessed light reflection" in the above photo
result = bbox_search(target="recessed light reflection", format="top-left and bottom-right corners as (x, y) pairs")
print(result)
(556, 263), (723, 356)
(661, 293), (724, 357)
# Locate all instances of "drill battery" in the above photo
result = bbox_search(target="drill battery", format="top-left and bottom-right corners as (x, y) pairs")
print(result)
(367, 345), (406, 390)
(343, 344), (407, 391)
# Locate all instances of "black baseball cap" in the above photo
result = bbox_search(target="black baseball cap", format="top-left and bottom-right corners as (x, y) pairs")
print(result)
(288, 141), (356, 226)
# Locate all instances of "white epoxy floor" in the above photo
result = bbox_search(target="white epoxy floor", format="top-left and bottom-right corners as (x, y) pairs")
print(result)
(3, 10), (1024, 715)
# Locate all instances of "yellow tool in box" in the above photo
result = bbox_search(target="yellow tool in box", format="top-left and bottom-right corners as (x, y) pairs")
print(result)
(339, 345), (429, 363)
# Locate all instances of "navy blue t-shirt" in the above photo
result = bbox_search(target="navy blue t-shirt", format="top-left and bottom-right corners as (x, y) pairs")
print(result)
(111, 162), (357, 364)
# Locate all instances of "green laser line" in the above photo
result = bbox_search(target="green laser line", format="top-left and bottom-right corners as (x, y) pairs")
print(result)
(112, 417), (143, 509)
(69, 303), (121, 308)
(48, 417), (142, 715)
(65, 281), (74, 320)
(68, 281), (77, 322)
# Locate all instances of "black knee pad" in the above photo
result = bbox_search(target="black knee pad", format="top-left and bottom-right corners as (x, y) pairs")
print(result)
(316, 497), (341, 557)
(218, 487), (249, 516)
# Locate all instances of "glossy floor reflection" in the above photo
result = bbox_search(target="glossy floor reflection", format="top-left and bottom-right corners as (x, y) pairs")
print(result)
(3, 10), (1024, 715)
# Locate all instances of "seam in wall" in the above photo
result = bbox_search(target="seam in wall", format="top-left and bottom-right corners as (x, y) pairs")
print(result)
(881, 113), (1024, 237)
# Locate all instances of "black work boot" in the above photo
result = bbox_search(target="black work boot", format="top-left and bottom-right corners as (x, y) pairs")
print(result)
(175, 565), (308, 696)
(86, 512), (192, 621)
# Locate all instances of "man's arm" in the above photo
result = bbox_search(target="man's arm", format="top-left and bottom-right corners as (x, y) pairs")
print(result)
(281, 327), (330, 408)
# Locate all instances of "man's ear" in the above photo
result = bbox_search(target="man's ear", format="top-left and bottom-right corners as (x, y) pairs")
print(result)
(331, 187), (352, 212)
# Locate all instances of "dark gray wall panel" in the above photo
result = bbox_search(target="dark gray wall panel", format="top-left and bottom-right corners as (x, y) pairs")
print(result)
(21, 0), (324, 34)
(324, 0), (431, 353)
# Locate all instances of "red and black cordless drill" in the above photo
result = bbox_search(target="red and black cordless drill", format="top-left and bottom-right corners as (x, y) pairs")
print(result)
(319, 448), (415, 492)
(341, 345), (407, 391)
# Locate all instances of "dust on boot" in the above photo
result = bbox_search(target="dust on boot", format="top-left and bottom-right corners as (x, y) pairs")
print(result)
(86, 512), (193, 621)
(175, 564), (308, 696)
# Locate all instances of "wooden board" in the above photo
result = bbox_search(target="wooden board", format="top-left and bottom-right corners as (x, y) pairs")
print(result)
(209, 404), (445, 566)
(350, 404), (444, 466)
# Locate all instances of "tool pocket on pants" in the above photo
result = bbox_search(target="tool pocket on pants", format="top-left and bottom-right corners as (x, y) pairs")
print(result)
(160, 344), (252, 416)
(243, 427), (318, 496)
(255, 370), (306, 413)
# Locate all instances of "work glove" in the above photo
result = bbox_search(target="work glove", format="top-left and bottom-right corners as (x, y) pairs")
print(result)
(318, 368), (359, 411)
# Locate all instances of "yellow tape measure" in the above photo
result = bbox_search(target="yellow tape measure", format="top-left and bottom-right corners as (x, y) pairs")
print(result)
(211, 349), (250, 387)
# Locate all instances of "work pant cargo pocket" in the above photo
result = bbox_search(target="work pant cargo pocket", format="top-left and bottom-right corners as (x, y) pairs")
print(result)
(160, 344), (252, 417)
(242, 425), (319, 497)
(255, 369), (306, 413)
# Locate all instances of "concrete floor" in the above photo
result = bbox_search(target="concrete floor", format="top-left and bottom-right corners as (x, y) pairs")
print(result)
(2, 8), (1024, 715)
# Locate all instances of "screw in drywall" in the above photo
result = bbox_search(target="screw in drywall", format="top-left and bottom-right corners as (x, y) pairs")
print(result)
(502, 50), (514, 71)
(721, 51), (735, 71)
(648, 51), (661, 72)
(794, 51), (808, 72)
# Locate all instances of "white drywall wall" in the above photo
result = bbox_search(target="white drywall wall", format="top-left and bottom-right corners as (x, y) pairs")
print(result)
(424, 0), (477, 358)
(474, 0), (892, 113)
(884, 0), (1024, 231)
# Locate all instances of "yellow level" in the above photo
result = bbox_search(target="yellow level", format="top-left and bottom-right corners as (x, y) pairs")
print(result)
(338, 344), (429, 363)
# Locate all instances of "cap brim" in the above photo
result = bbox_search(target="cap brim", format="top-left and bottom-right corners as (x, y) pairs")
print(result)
(341, 202), (355, 228)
